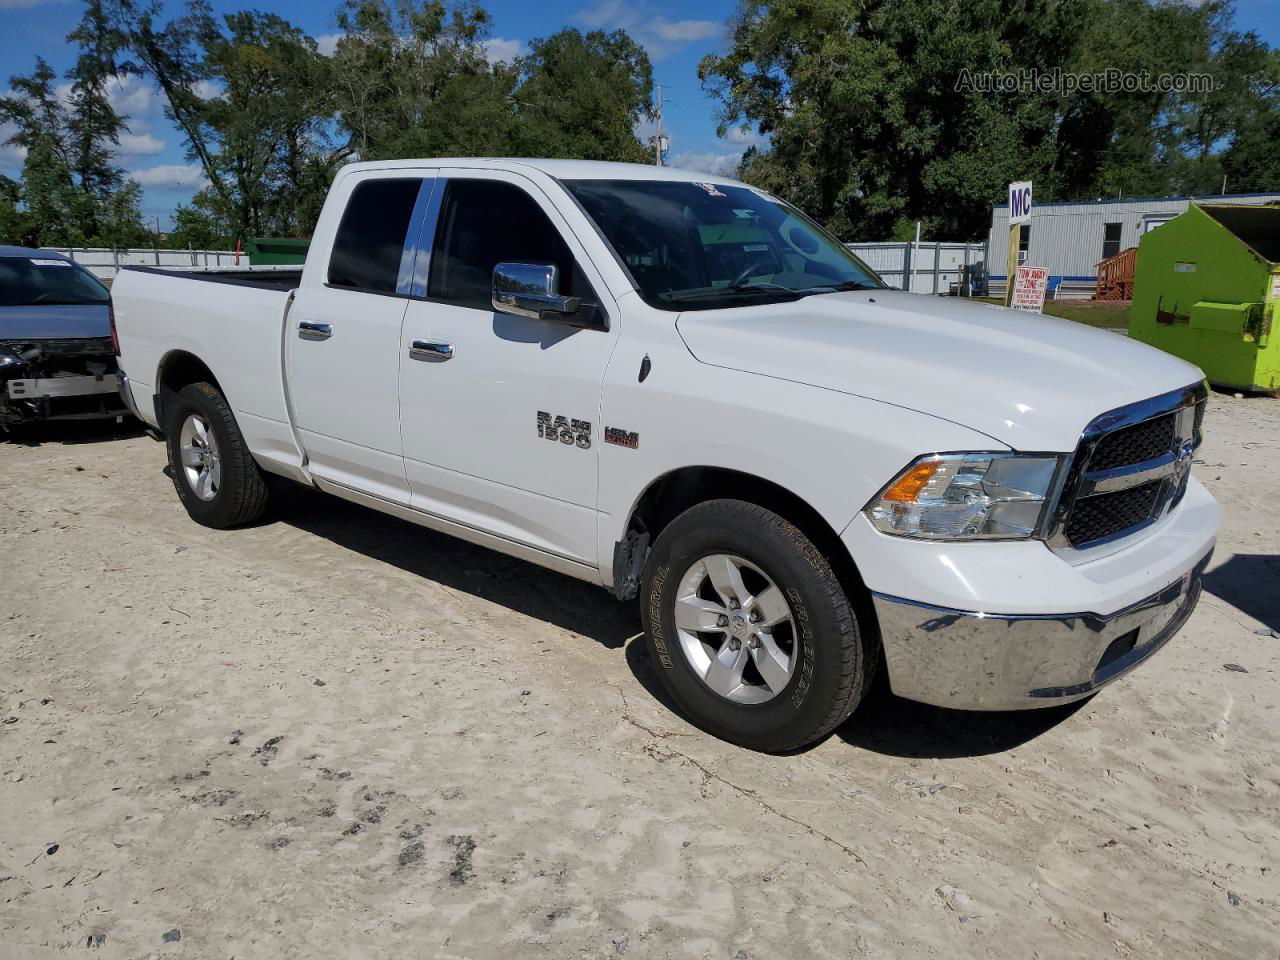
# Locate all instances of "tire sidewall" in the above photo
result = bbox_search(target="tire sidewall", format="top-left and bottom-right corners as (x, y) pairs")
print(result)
(641, 503), (857, 750)
(165, 384), (238, 527)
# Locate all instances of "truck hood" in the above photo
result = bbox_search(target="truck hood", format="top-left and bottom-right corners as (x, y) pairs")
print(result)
(675, 290), (1204, 451)
(0, 303), (111, 341)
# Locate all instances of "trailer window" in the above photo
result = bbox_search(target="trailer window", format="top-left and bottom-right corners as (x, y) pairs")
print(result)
(1102, 222), (1122, 260)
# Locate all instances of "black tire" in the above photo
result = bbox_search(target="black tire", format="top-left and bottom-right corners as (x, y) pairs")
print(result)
(640, 499), (875, 752)
(164, 382), (269, 529)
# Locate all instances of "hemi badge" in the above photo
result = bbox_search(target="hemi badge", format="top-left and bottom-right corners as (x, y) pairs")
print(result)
(604, 426), (639, 449)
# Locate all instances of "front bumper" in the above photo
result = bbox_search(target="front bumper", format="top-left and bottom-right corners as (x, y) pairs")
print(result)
(872, 548), (1211, 710)
(7, 374), (119, 400)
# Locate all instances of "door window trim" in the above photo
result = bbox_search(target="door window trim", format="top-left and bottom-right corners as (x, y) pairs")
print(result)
(409, 170), (611, 329)
(322, 174), (438, 301)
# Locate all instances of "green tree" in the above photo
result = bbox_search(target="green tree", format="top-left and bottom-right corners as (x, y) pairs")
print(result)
(700, 0), (1280, 240)
(510, 28), (653, 162)
(0, 0), (150, 247)
(109, 0), (337, 241)
(168, 191), (234, 248)
(330, 0), (515, 160)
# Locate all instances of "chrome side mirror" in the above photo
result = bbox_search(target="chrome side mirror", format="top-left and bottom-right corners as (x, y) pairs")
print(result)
(492, 262), (581, 321)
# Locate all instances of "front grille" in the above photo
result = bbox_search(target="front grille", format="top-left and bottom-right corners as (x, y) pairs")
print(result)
(1089, 414), (1176, 470)
(1051, 385), (1207, 551)
(1064, 481), (1161, 547)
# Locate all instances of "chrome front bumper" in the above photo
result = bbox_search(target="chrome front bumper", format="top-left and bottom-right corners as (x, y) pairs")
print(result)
(7, 374), (119, 400)
(872, 548), (1212, 710)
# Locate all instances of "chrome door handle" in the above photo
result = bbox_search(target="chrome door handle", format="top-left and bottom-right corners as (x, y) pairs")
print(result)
(298, 321), (333, 341)
(409, 340), (454, 362)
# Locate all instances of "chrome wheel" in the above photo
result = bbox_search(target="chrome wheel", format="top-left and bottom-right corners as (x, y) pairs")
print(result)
(178, 413), (221, 502)
(673, 553), (797, 704)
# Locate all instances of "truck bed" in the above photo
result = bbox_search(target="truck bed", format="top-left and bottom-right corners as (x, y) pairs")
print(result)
(121, 265), (303, 291)
(112, 265), (305, 475)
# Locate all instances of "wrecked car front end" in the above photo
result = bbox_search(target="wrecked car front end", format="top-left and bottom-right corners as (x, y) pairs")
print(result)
(0, 250), (128, 429)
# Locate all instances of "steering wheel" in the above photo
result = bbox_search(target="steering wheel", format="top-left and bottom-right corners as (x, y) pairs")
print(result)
(728, 260), (775, 288)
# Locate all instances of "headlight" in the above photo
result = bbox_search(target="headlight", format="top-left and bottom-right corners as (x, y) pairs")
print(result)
(866, 453), (1064, 540)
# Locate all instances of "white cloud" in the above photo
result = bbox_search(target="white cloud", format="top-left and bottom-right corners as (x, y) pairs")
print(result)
(192, 79), (224, 101)
(117, 131), (165, 155)
(106, 74), (163, 118)
(129, 163), (208, 189)
(575, 0), (720, 60)
(723, 125), (762, 146)
(315, 33), (343, 56)
(669, 151), (740, 177)
(0, 0), (63, 8)
(483, 37), (527, 64)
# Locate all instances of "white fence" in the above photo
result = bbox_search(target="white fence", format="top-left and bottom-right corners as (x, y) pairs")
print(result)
(46, 247), (242, 280)
(847, 241), (988, 295)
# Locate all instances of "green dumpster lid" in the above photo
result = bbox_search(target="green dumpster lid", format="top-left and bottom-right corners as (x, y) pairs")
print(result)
(1198, 204), (1280, 263)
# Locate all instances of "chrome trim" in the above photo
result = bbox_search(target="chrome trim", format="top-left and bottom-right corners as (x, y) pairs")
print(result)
(491, 261), (581, 320)
(396, 177), (439, 296)
(115, 369), (144, 421)
(1047, 381), (1207, 554)
(298, 321), (333, 341)
(409, 339), (453, 362)
(7, 375), (119, 399)
(872, 548), (1212, 710)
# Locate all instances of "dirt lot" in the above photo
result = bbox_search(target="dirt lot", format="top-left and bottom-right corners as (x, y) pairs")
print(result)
(2, 394), (1278, 959)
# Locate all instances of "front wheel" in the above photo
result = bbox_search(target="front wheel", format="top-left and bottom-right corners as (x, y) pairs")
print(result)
(164, 382), (269, 529)
(640, 499), (875, 752)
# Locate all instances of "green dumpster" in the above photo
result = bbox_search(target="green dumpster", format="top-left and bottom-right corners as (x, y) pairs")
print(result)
(246, 237), (310, 266)
(1129, 203), (1280, 393)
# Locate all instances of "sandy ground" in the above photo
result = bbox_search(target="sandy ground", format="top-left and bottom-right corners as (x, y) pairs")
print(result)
(1, 394), (1278, 960)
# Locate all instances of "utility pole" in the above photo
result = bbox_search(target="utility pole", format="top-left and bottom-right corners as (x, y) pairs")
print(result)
(653, 83), (666, 166)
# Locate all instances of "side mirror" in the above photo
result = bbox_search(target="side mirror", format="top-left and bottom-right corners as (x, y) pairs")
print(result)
(492, 262), (582, 322)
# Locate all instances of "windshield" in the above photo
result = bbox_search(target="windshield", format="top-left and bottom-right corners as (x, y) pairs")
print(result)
(564, 179), (883, 310)
(0, 256), (110, 307)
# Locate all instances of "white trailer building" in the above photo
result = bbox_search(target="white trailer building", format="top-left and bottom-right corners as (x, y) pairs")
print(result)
(987, 192), (1280, 298)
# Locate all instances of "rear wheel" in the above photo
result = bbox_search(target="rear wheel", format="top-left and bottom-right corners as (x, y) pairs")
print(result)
(164, 382), (269, 528)
(640, 499), (875, 752)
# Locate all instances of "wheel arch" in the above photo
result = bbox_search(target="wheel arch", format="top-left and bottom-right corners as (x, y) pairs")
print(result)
(614, 466), (876, 632)
(154, 350), (225, 433)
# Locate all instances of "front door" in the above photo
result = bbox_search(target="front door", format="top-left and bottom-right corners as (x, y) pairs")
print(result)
(398, 170), (619, 566)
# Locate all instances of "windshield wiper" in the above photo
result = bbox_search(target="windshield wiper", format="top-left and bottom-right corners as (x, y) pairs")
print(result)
(802, 280), (877, 294)
(662, 284), (803, 304)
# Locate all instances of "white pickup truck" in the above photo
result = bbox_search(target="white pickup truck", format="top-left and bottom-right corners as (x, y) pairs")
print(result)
(113, 158), (1220, 751)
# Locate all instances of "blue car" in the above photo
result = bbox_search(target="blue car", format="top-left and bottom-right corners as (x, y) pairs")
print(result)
(0, 246), (128, 428)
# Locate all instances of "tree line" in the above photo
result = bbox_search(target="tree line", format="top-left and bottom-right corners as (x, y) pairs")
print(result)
(2, 0), (1278, 250)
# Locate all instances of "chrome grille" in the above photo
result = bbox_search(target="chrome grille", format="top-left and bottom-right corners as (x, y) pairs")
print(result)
(1049, 383), (1207, 552)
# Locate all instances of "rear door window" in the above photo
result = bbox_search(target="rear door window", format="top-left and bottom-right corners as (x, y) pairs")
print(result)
(327, 178), (427, 294)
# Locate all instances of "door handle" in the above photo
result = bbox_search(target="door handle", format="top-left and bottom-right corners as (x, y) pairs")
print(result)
(409, 340), (454, 362)
(298, 321), (333, 341)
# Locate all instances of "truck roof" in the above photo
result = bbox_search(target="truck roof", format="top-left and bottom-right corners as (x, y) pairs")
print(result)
(336, 157), (740, 185)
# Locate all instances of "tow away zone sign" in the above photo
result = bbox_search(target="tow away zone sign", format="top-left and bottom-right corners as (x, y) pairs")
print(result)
(1012, 266), (1049, 312)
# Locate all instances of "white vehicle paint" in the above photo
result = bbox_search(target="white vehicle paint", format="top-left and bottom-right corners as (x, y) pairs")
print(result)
(112, 158), (1219, 747)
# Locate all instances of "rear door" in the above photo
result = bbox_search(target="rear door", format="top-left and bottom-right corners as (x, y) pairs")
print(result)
(287, 172), (436, 503)
(397, 170), (619, 566)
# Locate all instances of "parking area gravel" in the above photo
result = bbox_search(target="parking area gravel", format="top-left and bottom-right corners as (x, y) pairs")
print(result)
(2, 393), (1278, 959)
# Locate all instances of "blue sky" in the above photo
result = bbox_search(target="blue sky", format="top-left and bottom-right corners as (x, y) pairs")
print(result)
(2, 0), (1278, 229)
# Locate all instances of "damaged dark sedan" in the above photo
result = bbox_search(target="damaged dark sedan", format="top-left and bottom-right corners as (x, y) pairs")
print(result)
(0, 245), (128, 429)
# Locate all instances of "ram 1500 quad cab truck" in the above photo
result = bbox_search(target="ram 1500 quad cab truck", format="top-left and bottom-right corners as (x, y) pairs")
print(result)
(112, 159), (1220, 751)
